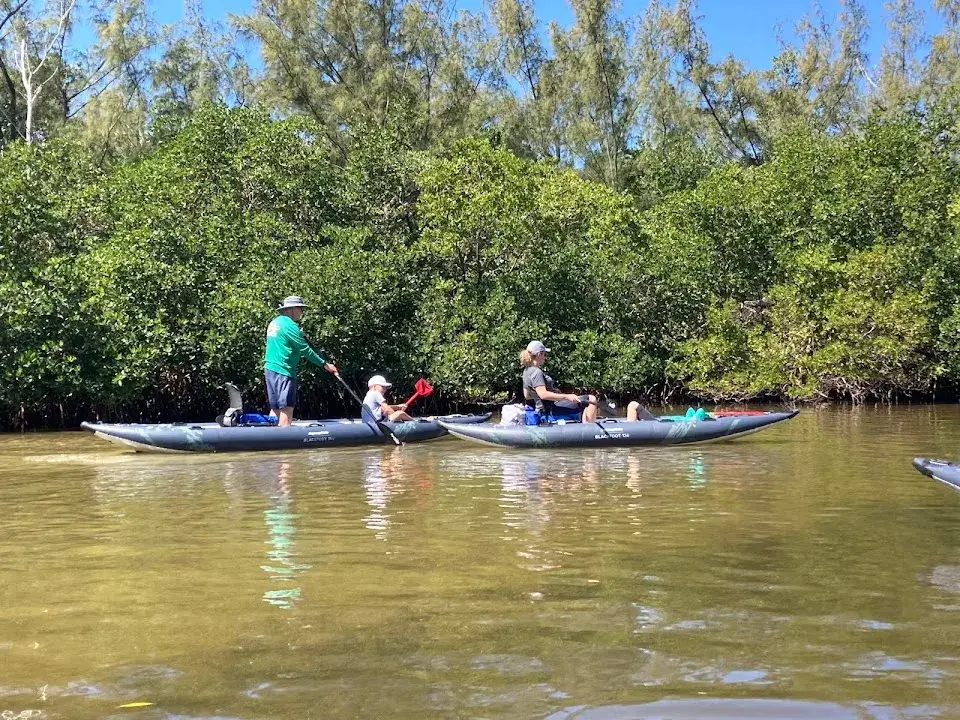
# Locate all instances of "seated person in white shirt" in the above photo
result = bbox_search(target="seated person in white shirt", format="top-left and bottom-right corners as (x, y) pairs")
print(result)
(363, 375), (414, 422)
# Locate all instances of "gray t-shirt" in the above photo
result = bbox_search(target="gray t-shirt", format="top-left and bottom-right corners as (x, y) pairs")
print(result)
(522, 366), (555, 413)
(363, 388), (386, 421)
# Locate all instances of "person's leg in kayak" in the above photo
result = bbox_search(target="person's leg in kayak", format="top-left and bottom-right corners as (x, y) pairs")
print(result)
(581, 394), (598, 422)
(627, 401), (657, 421)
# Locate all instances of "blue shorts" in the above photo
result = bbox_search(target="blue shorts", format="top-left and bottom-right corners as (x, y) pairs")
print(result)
(265, 369), (297, 410)
(547, 398), (586, 423)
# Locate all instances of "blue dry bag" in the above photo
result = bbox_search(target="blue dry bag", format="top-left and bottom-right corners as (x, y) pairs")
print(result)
(239, 413), (279, 427)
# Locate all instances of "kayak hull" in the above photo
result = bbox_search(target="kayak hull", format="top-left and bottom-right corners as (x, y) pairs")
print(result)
(913, 457), (960, 492)
(82, 413), (492, 453)
(439, 410), (799, 449)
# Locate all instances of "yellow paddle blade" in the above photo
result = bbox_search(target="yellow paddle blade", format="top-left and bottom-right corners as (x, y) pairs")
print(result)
(117, 702), (155, 708)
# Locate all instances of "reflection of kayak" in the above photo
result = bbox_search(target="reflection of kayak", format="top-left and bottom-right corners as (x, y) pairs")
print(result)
(82, 414), (492, 453)
(439, 410), (798, 449)
(912, 458), (960, 492)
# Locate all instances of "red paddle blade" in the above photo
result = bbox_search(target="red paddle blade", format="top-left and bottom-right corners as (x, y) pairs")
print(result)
(414, 378), (434, 396)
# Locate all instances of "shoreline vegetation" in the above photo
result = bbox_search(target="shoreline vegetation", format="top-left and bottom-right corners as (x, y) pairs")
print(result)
(4, 0), (960, 428)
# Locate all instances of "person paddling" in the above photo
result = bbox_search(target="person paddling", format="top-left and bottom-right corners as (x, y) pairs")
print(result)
(264, 296), (338, 426)
(363, 375), (413, 422)
(520, 341), (598, 424)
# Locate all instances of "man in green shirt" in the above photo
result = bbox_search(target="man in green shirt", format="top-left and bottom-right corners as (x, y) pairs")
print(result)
(264, 296), (338, 426)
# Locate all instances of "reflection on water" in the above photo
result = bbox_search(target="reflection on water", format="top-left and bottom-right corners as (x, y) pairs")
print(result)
(260, 462), (311, 609)
(686, 452), (706, 487)
(5, 407), (960, 719)
(360, 448), (429, 541)
(362, 451), (398, 540)
(545, 698), (947, 719)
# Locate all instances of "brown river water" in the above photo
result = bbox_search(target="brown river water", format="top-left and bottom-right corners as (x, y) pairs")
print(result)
(3, 406), (960, 719)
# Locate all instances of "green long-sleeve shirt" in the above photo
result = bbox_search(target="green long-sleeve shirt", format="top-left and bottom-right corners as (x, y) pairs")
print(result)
(263, 314), (326, 378)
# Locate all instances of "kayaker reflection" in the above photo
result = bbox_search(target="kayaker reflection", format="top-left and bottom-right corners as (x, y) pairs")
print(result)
(264, 295), (338, 426)
(363, 453), (393, 540)
(362, 449), (409, 540)
(520, 340), (650, 423)
(363, 375), (413, 422)
(261, 461), (312, 609)
(501, 457), (551, 532)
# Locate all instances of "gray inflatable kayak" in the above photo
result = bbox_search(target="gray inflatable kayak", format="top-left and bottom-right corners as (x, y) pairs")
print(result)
(82, 413), (492, 453)
(438, 410), (798, 448)
(913, 458), (960, 492)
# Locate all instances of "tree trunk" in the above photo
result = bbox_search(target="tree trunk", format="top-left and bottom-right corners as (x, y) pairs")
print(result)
(0, 55), (18, 142)
(21, 39), (34, 144)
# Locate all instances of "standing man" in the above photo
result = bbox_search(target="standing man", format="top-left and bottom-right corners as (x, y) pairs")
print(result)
(264, 296), (338, 426)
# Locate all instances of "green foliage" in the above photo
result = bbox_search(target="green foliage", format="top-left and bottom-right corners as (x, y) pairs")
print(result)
(0, 141), (108, 424)
(6, 105), (960, 426)
(667, 114), (958, 402)
(412, 137), (659, 401)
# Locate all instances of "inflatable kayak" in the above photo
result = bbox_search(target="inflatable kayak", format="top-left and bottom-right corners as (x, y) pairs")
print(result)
(438, 410), (798, 449)
(82, 413), (492, 453)
(912, 458), (960, 492)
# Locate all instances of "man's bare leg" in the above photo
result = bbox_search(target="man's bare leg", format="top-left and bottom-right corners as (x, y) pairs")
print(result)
(277, 407), (294, 427)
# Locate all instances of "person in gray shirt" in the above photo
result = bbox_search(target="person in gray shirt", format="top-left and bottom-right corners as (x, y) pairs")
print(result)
(520, 340), (598, 423)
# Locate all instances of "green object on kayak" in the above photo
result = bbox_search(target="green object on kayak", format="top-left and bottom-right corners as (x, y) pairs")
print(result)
(660, 407), (711, 422)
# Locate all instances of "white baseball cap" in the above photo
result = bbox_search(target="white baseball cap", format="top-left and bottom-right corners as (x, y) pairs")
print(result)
(526, 340), (551, 354)
(368, 375), (392, 388)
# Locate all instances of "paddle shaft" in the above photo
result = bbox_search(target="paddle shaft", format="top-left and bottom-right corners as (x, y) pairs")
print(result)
(403, 390), (423, 407)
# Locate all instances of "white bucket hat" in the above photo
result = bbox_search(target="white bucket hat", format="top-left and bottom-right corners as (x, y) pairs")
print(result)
(368, 375), (392, 388)
(277, 295), (309, 309)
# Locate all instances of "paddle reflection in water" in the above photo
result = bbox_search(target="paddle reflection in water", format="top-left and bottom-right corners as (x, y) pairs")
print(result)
(260, 460), (312, 610)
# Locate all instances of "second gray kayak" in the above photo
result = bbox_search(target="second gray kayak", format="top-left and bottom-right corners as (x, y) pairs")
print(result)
(439, 410), (799, 448)
(913, 458), (960, 492)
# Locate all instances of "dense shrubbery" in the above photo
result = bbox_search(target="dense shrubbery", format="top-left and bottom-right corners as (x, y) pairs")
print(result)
(666, 117), (960, 401)
(3, 104), (960, 427)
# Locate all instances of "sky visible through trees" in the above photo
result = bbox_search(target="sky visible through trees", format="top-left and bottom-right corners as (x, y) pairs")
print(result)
(139, 0), (948, 72)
